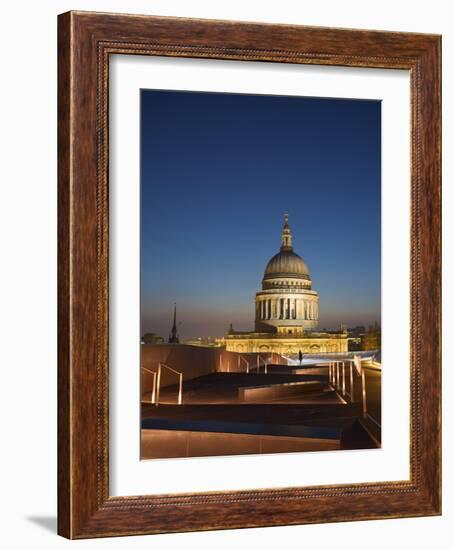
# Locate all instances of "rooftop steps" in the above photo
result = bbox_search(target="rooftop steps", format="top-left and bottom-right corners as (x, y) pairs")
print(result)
(238, 380), (323, 402)
(142, 371), (334, 405)
(140, 366), (380, 458)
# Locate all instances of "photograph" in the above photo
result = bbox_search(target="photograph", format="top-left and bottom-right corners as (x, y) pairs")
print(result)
(140, 89), (382, 459)
(0, 2), (441, 544)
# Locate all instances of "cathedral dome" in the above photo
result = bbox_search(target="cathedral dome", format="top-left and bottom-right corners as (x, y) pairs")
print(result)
(262, 214), (311, 282)
(264, 250), (310, 279)
(255, 213), (318, 333)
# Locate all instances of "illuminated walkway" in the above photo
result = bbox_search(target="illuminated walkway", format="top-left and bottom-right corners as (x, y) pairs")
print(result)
(141, 362), (380, 459)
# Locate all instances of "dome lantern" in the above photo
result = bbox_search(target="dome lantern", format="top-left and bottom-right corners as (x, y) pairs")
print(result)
(281, 212), (293, 251)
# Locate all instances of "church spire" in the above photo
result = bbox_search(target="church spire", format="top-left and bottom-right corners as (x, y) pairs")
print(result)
(280, 213), (293, 251)
(168, 303), (179, 344)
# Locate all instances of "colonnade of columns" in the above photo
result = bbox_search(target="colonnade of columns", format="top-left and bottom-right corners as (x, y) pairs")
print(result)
(256, 297), (318, 321)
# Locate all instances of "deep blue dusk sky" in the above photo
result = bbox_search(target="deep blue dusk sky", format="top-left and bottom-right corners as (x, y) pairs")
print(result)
(141, 90), (381, 339)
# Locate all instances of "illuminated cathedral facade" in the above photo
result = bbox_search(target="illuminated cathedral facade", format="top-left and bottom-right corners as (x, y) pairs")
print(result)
(222, 214), (347, 354)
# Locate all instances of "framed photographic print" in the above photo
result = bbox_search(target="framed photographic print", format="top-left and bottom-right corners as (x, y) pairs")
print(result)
(58, 11), (441, 538)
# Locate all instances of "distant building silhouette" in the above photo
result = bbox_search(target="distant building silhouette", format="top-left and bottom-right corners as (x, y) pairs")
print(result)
(142, 333), (164, 345)
(362, 323), (381, 351)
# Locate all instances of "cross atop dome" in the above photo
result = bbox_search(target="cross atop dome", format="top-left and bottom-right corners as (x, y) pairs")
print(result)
(281, 212), (293, 251)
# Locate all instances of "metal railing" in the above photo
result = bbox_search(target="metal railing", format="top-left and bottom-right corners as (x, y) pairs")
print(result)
(349, 361), (355, 403)
(141, 364), (183, 405)
(352, 355), (366, 417)
(329, 360), (356, 403)
(141, 366), (157, 404)
(256, 354), (268, 374)
(238, 355), (250, 373)
(329, 356), (381, 430)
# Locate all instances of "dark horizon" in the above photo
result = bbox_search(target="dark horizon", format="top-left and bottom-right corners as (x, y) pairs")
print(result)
(141, 90), (381, 340)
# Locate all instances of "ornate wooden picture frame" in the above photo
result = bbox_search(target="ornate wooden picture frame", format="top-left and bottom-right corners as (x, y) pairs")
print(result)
(58, 11), (441, 539)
